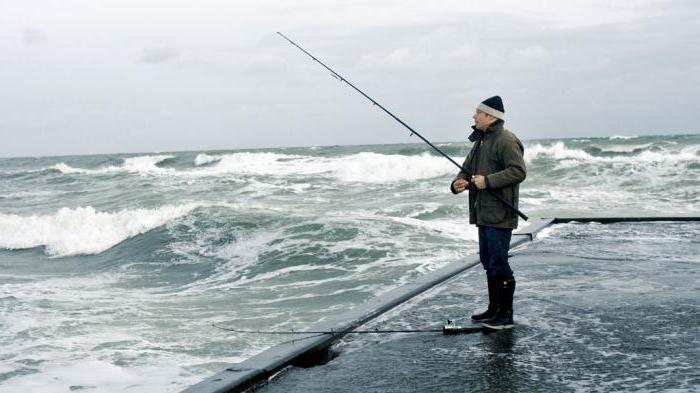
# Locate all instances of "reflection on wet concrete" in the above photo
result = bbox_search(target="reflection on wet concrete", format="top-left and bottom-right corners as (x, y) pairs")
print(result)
(481, 330), (515, 392)
(260, 223), (700, 392)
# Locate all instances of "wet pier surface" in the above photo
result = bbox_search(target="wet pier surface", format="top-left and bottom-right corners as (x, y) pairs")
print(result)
(259, 222), (700, 392)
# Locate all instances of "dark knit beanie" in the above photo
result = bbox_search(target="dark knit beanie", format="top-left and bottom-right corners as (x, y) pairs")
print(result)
(477, 96), (505, 119)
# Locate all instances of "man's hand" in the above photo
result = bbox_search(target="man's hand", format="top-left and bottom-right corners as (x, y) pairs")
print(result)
(472, 175), (486, 189)
(453, 179), (469, 193)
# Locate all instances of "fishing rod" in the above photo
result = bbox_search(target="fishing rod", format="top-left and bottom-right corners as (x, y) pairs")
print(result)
(213, 321), (483, 336)
(277, 32), (528, 221)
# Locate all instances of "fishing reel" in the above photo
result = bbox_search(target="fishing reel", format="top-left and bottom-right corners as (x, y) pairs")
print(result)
(443, 319), (484, 335)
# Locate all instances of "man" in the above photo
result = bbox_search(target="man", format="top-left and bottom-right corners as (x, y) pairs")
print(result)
(450, 96), (526, 330)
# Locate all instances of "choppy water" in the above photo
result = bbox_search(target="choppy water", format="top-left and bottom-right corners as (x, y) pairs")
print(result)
(0, 133), (698, 392)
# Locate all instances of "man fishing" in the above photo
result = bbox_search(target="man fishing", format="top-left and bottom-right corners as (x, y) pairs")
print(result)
(450, 96), (526, 330)
(277, 33), (529, 330)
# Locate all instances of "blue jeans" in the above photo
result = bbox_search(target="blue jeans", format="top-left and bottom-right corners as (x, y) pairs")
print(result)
(478, 226), (514, 280)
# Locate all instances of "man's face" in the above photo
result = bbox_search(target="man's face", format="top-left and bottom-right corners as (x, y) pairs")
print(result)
(473, 110), (496, 130)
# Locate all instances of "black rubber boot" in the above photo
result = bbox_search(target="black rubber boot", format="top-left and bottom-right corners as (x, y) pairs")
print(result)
(471, 275), (498, 322)
(482, 278), (516, 330)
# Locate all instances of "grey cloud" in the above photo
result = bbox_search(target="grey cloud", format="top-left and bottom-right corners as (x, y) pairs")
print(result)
(1, 0), (698, 157)
(138, 47), (180, 64)
(22, 28), (47, 45)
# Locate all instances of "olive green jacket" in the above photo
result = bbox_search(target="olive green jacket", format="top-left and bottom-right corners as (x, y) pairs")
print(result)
(450, 122), (526, 229)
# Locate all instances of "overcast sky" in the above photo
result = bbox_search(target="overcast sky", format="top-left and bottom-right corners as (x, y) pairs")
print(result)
(1, 0), (698, 157)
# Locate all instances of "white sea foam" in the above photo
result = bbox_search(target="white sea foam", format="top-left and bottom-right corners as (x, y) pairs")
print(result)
(121, 155), (173, 172)
(0, 203), (202, 256)
(0, 268), (250, 393)
(194, 153), (222, 166)
(52, 155), (174, 175)
(0, 190), (69, 199)
(530, 223), (560, 240)
(190, 151), (455, 183)
(52, 162), (87, 174)
(383, 215), (475, 240)
(332, 152), (453, 183)
(525, 142), (699, 166)
(591, 143), (653, 153)
(525, 142), (594, 162)
(0, 360), (198, 393)
(0, 266), (252, 392)
(195, 152), (318, 177)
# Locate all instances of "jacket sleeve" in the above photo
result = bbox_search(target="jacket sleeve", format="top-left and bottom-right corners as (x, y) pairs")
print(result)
(450, 153), (472, 194)
(485, 136), (526, 189)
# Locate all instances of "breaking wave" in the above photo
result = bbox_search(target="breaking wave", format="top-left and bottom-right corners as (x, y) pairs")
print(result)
(33, 145), (700, 185)
(525, 142), (593, 162)
(331, 152), (454, 182)
(52, 155), (174, 175)
(200, 152), (319, 177)
(589, 143), (653, 153)
(194, 153), (222, 166)
(0, 203), (203, 257)
(524, 142), (699, 166)
(192, 151), (455, 182)
(11, 151), (456, 183)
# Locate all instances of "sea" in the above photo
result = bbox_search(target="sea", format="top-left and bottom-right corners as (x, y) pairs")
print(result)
(0, 133), (698, 392)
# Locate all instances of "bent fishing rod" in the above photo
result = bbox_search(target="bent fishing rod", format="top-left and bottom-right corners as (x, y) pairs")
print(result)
(277, 32), (528, 221)
(212, 321), (483, 336)
(213, 323), (442, 334)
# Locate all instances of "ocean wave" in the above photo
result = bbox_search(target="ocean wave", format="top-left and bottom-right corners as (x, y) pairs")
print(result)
(525, 142), (699, 165)
(194, 153), (222, 166)
(46, 150), (453, 184)
(0, 203), (202, 257)
(23, 143), (699, 185)
(192, 151), (455, 182)
(0, 190), (69, 199)
(589, 143), (653, 153)
(0, 166), (59, 178)
(383, 215), (475, 240)
(332, 152), (454, 182)
(202, 152), (316, 176)
(52, 155), (174, 175)
(525, 142), (593, 162)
